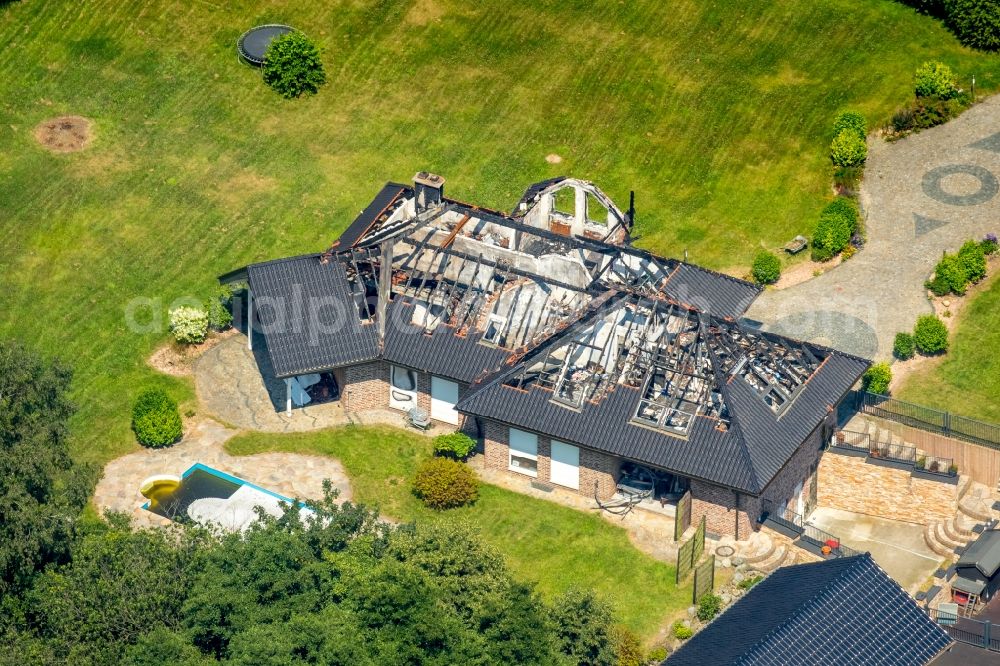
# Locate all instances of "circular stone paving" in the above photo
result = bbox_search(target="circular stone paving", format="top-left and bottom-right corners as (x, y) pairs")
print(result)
(922, 164), (999, 207)
(768, 310), (879, 359)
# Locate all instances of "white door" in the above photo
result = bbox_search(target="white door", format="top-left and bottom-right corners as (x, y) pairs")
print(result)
(794, 481), (804, 517)
(389, 365), (418, 412)
(430, 376), (460, 425)
(550, 440), (580, 490)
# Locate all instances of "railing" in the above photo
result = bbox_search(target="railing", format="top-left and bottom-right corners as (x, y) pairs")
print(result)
(855, 390), (1000, 450)
(832, 430), (956, 478)
(927, 608), (1000, 653)
(760, 500), (858, 558)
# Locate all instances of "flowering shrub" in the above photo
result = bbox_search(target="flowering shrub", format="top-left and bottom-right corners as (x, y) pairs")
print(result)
(915, 61), (959, 99)
(169, 306), (209, 344)
(983, 233), (999, 255)
(412, 457), (479, 509)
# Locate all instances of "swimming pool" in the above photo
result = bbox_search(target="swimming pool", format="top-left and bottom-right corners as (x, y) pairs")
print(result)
(144, 463), (308, 531)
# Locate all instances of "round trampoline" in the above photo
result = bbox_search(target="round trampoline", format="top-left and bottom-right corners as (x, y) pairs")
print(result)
(237, 24), (294, 66)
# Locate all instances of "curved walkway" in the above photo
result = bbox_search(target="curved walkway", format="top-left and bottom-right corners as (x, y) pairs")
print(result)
(747, 94), (1000, 358)
(93, 419), (352, 528)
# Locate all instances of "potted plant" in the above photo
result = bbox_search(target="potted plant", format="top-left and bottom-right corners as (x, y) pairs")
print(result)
(949, 464), (959, 476)
(916, 457), (926, 470)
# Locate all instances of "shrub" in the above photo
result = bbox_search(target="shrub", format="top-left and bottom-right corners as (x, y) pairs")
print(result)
(914, 314), (949, 354)
(432, 431), (476, 460)
(982, 233), (999, 255)
(914, 61), (959, 99)
(611, 626), (643, 666)
(205, 286), (234, 332)
(132, 388), (183, 448)
(893, 332), (916, 360)
(863, 362), (892, 395)
(926, 252), (969, 296)
(830, 129), (867, 167)
(262, 31), (326, 99)
(168, 306), (209, 344)
(958, 239), (987, 283)
(671, 621), (693, 640)
(832, 111), (867, 141)
(944, 0), (1000, 51)
(824, 197), (859, 234)
(751, 250), (781, 285)
(811, 200), (855, 260)
(412, 457), (479, 509)
(841, 245), (857, 260)
(696, 594), (723, 622)
(737, 574), (763, 590)
(646, 645), (669, 662)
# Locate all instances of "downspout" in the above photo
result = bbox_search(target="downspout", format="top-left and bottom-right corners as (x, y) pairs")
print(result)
(734, 491), (741, 541)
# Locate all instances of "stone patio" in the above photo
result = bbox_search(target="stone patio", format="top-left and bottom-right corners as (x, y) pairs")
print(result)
(93, 419), (353, 528)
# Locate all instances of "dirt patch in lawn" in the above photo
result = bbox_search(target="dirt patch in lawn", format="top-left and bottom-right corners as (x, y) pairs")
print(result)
(772, 254), (843, 290)
(148, 329), (238, 377)
(34, 115), (93, 153)
(546, 153), (563, 164)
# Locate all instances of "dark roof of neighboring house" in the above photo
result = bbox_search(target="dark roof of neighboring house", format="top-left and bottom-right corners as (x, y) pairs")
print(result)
(666, 554), (952, 666)
(456, 297), (869, 495)
(330, 182), (411, 250)
(245, 254), (380, 377)
(957, 530), (1000, 578)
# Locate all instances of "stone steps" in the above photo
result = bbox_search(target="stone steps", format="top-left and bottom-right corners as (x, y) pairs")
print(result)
(740, 536), (776, 565)
(755, 544), (789, 572)
(923, 521), (956, 559)
(958, 481), (995, 523)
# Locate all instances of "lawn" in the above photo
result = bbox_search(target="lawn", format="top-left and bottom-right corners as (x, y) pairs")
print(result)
(1, 0), (998, 469)
(897, 277), (1000, 423)
(225, 425), (691, 642)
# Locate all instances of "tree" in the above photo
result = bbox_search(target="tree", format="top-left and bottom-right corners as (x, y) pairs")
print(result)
(0, 340), (93, 595)
(552, 588), (617, 666)
(944, 0), (1000, 50)
(751, 251), (781, 285)
(262, 32), (326, 99)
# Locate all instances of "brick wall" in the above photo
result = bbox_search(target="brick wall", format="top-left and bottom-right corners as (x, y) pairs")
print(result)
(817, 451), (957, 523)
(481, 419), (619, 498)
(341, 361), (389, 412)
(760, 421), (827, 515)
(690, 481), (750, 538)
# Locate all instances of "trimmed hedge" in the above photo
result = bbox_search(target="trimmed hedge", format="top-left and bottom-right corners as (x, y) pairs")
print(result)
(263, 31), (326, 99)
(893, 332), (916, 360)
(914, 314), (949, 355)
(132, 388), (183, 448)
(944, 0), (1000, 51)
(432, 431), (476, 460)
(751, 250), (781, 285)
(412, 457), (479, 509)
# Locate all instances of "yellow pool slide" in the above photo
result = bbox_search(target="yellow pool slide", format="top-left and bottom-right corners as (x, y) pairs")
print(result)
(139, 474), (182, 504)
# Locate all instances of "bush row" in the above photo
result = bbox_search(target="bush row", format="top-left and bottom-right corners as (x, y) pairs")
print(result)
(891, 61), (972, 136)
(925, 236), (995, 296)
(898, 0), (1000, 51)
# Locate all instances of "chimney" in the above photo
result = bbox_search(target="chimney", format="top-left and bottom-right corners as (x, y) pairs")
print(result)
(413, 172), (445, 212)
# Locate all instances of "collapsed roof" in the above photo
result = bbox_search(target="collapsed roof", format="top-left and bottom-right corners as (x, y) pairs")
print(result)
(226, 175), (869, 494)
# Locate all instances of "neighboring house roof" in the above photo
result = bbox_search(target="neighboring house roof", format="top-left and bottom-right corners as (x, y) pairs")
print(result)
(666, 554), (952, 666)
(245, 254), (380, 377)
(957, 530), (1000, 578)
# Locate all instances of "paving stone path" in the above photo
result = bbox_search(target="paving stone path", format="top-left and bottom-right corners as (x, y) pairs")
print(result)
(93, 419), (352, 528)
(747, 94), (1000, 358)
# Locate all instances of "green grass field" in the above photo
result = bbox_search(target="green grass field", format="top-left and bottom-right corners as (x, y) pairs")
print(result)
(897, 278), (1000, 423)
(1, 0), (998, 466)
(225, 426), (691, 642)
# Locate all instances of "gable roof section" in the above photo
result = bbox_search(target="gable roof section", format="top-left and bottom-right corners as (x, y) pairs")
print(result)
(666, 554), (951, 666)
(331, 182), (411, 250)
(246, 254), (380, 377)
(957, 530), (1000, 578)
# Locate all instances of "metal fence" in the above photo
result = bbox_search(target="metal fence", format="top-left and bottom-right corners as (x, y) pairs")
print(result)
(927, 608), (1000, 653)
(761, 500), (859, 558)
(833, 430), (956, 478)
(855, 391), (1000, 450)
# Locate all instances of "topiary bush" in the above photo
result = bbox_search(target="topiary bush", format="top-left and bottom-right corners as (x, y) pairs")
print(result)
(944, 0), (1000, 50)
(893, 332), (916, 360)
(132, 388), (183, 448)
(696, 594), (722, 622)
(832, 111), (867, 141)
(914, 314), (949, 355)
(958, 239), (987, 284)
(168, 306), (209, 344)
(830, 129), (867, 167)
(412, 457), (479, 509)
(751, 250), (781, 285)
(432, 431), (476, 460)
(671, 621), (692, 640)
(262, 31), (326, 99)
(863, 362), (892, 395)
(914, 61), (959, 99)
